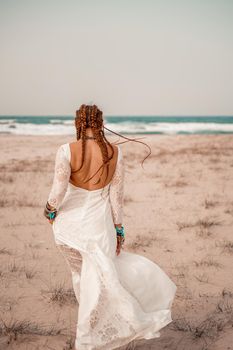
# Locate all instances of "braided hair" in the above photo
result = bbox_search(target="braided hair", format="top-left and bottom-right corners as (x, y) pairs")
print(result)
(74, 104), (151, 197)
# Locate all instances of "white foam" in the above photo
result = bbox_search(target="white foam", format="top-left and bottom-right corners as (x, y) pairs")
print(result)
(0, 119), (15, 124)
(1, 121), (233, 135)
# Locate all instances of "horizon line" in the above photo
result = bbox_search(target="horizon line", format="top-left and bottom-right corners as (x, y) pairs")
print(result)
(0, 115), (233, 118)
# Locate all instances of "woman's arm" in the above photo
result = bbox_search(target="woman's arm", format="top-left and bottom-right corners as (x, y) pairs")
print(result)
(109, 146), (125, 226)
(44, 144), (71, 220)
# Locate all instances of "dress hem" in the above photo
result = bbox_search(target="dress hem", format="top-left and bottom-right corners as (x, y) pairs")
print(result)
(75, 310), (173, 350)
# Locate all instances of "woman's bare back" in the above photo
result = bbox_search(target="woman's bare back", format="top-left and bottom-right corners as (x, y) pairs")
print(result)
(69, 140), (119, 191)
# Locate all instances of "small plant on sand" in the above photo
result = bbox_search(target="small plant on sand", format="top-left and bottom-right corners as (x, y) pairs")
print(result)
(126, 234), (161, 250)
(64, 336), (75, 350)
(193, 256), (222, 269)
(0, 173), (14, 183)
(172, 263), (189, 282)
(177, 217), (221, 234)
(0, 197), (11, 207)
(204, 199), (219, 209)
(0, 318), (63, 344)
(222, 288), (233, 298)
(176, 221), (195, 231)
(7, 260), (21, 273)
(171, 293), (233, 349)
(0, 248), (12, 255)
(215, 240), (233, 254)
(196, 218), (221, 229)
(224, 207), (233, 216)
(23, 266), (38, 279)
(194, 273), (209, 283)
(195, 227), (212, 238)
(164, 180), (188, 188)
(43, 282), (77, 306)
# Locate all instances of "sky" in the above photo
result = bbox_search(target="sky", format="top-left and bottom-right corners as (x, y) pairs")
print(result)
(0, 0), (233, 116)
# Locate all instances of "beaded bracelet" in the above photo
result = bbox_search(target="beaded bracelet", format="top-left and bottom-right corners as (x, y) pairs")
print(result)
(115, 225), (125, 247)
(44, 202), (57, 221)
(115, 225), (125, 237)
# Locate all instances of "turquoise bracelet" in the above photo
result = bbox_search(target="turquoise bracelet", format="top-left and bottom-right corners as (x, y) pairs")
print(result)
(44, 201), (57, 221)
(115, 225), (125, 238)
(116, 225), (125, 247)
(48, 211), (56, 220)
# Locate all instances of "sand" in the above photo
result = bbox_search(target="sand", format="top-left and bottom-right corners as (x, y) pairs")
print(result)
(0, 134), (233, 350)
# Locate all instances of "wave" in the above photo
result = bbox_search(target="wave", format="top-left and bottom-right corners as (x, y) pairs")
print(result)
(0, 119), (16, 124)
(104, 122), (233, 134)
(1, 119), (233, 135)
(50, 119), (73, 125)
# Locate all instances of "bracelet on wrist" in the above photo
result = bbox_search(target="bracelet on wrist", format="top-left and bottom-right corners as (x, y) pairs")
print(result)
(46, 202), (56, 211)
(115, 225), (125, 247)
(115, 225), (125, 238)
(44, 202), (57, 220)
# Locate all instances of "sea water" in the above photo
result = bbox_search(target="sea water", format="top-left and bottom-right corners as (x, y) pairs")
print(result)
(0, 115), (233, 135)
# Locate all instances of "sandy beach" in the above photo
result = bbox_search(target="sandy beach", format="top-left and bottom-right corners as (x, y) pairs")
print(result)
(0, 133), (233, 350)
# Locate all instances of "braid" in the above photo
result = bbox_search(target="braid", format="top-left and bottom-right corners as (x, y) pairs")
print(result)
(81, 106), (87, 178)
(73, 103), (151, 199)
(87, 105), (114, 184)
(73, 104), (87, 176)
(72, 103), (115, 199)
(75, 110), (81, 140)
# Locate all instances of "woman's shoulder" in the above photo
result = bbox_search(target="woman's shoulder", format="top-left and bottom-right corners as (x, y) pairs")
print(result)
(57, 143), (71, 162)
(59, 141), (121, 161)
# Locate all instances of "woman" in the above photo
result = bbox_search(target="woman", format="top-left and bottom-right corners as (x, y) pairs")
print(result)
(44, 104), (177, 350)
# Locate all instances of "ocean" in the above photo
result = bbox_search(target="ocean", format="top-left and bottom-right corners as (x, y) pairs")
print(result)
(0, 115), (233, 135)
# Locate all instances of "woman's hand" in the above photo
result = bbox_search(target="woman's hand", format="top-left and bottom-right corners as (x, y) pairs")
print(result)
(116, 235), (125, 256)
(45, 216), (55, 225)
(116, 237), (121, 255)
(115, 224), (124, 256)
(44, 202), (57, 224)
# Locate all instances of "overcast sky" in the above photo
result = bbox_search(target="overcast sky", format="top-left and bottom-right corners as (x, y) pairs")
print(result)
(0, 0), (232, 116)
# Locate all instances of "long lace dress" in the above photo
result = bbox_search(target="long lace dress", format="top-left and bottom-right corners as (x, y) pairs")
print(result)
(46, 143), (177, 350)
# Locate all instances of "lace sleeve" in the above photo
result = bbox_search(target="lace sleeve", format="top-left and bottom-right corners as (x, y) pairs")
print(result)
(109, 146), (125, 225)
(47, 144), (71, 210)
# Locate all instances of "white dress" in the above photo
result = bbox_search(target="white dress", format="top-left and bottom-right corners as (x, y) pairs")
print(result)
(47, 143), (177, 350)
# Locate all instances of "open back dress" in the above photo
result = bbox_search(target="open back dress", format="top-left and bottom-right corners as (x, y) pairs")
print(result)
(46, 142), (177, 350)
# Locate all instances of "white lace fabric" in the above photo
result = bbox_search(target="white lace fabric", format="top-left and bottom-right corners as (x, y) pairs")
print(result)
(47, 144), (71, 210)
(47, 143), (125, 225)
(57, 243), (83, 304)
(57, 243), (83, 274)
(109, 146), (125, 225)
